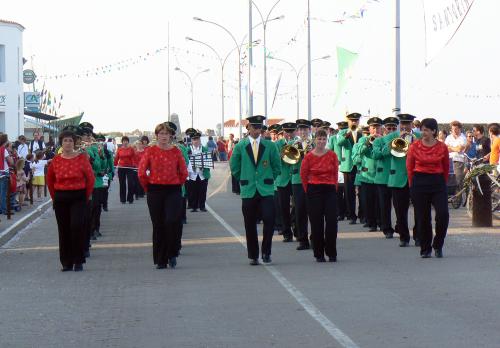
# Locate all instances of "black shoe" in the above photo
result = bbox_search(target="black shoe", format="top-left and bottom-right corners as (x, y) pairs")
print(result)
(384, 232), (394, 239)
(73, 264), (83, 272)
(168, 257), (177, 269)
(316, 257), (326, 263)
(369, 226), (378, 232)
(349, 219), (357, 225)
(91, 233), (97, 241)
(121, 201), (126, 204)
(249, 258), (259, 266)
(61, 265), (73, 272)
(277, 230), (283, 235)
(434, 249), (443, 258)
(128, 201), (133, 204)
(296, 243), (310, 251)
(103, 206), (108, 212)
(399, 241), (410, 247)
(156, 264), (167, 269)
(191, 209), (198, 212)
(414, 239), (421, 247)
(95, 230), (102, 237)
(182, 218), (187, 224)
(262, 255), (272, 264)
(363, 223), (370, 228)
(421, 251), (432, 258)
(329, 256), (337, 262)
(337, 216), (345, 221)
(283, 236), (293, 243)
(84, 251), (90, 258)
(200, 208), (207, 212)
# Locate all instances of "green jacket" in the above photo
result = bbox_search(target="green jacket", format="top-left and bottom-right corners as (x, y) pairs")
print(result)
(369, 136), (391, 185)
(230, 137), (281, 199)
(352, 136), (376, 184)
(274, 138), (293, 188)
(336, 129), (364, 173)
(188, 145), (211, 180)
(89, 145), (114, 189)
(177, 144), (189, 197)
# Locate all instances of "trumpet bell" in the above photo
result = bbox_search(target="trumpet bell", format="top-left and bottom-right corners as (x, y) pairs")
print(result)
(390, 138), (409, 157)
(282, 145), (301, 165)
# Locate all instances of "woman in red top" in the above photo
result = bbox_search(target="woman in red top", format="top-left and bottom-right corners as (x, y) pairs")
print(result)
(406, 118), (449, 258)
(114, 136), (136, 204)
(300, 129), (339, 262)
(138, 122), (188, 269)
(133, 140), (146, 199)
(47, 130), (95, 272)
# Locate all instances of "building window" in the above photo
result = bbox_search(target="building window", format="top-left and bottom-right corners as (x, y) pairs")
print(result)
(0, 45), (5, 82)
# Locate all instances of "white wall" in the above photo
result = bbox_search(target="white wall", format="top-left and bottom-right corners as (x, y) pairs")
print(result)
(0, 21), (24, 139)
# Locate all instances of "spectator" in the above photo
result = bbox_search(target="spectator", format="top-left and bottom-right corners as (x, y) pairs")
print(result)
(464, 131), (477, 160)
(472, 124), (491, 163)
(46, 135), (55, 148)
(24, 153), (34, 202)
(30, 151), (49, 201)
(206, 136), (217, 161)
(445, 121), (467, 189)
(1, 134), (14, 214)
(412, 119), (422, 132)
(217, 136), (227, 161)
(15, 158), (28, 207)
(438, 129), (448, 142)
(107, 138), (116, 154)
(227, 133), (236, 155)
(17, 135), (29, 159)
(29, 130), (46, 154)
(489, 123), (500, 166)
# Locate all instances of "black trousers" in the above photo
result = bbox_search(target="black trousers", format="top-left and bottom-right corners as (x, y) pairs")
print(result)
(146, 185), (183, 264)
(91, 187), (106, 234)
(232, 175), (240, 194)
(292, 184), (309, 245)
(102, 185), (110, 209)
(188, 176), (208, 210)
(242, 192), (275, 259)
(83, 199), (92, 252)
(118, 168), (135, 203)
(361, 182), (377, 228)
(53, 190), (87, 267)
(343, 167), (357, 220)
(274, 190), (283, 231)
(278, 183), (293, 238)
(410, 173), (449, 255)
(307, 184), (338, 259)
(336, 184), (346, 219)
(391, 185), (411, 242)
(377, 184), (393, 234)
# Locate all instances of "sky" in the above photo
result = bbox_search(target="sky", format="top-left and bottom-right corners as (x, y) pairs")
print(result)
(3, 0), (499, 133)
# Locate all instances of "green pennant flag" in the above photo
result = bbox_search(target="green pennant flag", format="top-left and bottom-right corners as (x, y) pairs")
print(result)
(334, 46), (359, 106)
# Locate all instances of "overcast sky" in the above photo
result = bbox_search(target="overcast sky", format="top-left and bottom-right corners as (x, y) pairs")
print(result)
(3, 0), (499, 133)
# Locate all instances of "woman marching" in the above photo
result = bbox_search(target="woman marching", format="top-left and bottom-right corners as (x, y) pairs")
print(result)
(138, 122), (188, 269)
(407, 118), (450, 258)
(114, 136), (136, 204)
(47, 130), (95, 272)
(300, 129), (340, 262)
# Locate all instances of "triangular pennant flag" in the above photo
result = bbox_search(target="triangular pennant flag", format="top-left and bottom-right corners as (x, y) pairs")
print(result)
(333, 46), (358, 106)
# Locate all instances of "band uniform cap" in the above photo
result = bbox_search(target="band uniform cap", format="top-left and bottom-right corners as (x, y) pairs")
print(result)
(296, 119), (311, 128)
(80, 127), (93, 136)
(346, 112), (362, 120)
(191, 131), (202, 139)
(361, 126), (370, 133)
(367, 117), (383, 126)
(281, 122), (297, 132)
(311, 118), (323, 127)
(321, 121), (331, 129)
(79, 122), (94, 130)
(261, 125), (268, 131)
(397, 113), (416, 122)
(95, 133), (106, 141)
(185, 128), (197, 136)
(336, 121), (348, 129)
(62, 125), (80, 134)
(246, 115), (266, 125)
(163, 121), (177, 134)
(268, 124), (281, 133)
(383, 117), (400, 126)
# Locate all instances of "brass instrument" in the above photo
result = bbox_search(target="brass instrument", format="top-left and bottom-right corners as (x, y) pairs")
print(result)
(281, 144), (301, 165)
(389, 131), (416, 157)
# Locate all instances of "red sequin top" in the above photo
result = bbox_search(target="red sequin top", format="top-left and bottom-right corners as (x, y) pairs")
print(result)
(47, 154), (95, 199)
(300, 150), (339, 192)
(406, 140), (449, 186)
(133, 150), (145, 168)
(138, 145), (188, 191)
(114, 146), (136, 168)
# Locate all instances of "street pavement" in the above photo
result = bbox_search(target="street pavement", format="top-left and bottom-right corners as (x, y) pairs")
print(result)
(0, 162), (499, 348)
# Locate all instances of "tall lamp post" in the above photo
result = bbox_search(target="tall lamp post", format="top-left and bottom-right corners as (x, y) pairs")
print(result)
(175, 67), (210, 129)
(269, 55), (330, 119)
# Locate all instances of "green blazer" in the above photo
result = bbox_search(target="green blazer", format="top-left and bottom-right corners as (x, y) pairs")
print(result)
(274, 138), (293, 188)
(177, 143), (189, 197)
(230, 137), (281, 199)
(188, 145), (211, 180)
(353, 136), (376, 184)
(336, 129), (364, 173)
(369, 136), (391, 185)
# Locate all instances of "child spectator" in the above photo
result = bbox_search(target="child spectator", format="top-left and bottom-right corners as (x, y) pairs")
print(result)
(30, 151), (48, 201)
(16, 158), (28, 207)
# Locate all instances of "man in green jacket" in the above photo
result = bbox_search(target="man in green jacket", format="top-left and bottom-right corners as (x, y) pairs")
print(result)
(187, 130), (211, 212)
(230, 115), (281, 265)
(275, 122), (297, 242)
(336, 113), (363, 224)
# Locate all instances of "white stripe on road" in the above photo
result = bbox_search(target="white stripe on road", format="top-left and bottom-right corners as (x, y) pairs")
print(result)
(0, 200), (52, 242)
(206, 204), (360, 348)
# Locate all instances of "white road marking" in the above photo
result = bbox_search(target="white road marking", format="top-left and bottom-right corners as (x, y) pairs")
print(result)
(0, 200), (52, 243)
(206, 204), (360, 348)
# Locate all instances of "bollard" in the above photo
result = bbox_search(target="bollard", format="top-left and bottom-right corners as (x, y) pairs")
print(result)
(472, 174), (492, 227)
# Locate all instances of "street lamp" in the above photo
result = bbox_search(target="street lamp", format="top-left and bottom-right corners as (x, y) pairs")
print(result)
(269, 55), (330, 119)
(175, 67), (210, 129)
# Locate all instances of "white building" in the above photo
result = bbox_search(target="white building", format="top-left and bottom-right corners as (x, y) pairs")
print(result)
(0, 19), (24, 138)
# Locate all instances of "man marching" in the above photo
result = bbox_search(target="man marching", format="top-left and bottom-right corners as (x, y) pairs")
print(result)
(230, 116), (281, 265)
(187, 130), (211, 212)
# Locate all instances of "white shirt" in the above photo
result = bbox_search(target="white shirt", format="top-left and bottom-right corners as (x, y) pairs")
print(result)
(250, 135), (261, 147)
(188, 145), (205, 181)
(30, 139), (46, 153)
(3, 149), (9, 171)
(445, 133), (467, 162)
(30, 160), (48, 177)
(106, 141), (116, 154)
(17, 143), (29, 159)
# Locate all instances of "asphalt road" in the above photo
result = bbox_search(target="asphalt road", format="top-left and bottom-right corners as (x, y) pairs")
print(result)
(1, 162), (499, 348)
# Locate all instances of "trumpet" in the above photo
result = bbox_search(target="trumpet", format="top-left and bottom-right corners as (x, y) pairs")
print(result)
(389, 137), (410, 157)
(294, 138), (313, 156)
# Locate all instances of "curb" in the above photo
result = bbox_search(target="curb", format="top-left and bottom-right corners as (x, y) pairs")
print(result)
(0, 200), (53, 247)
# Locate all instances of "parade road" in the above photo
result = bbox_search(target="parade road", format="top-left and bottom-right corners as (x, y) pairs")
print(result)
(1, 162), (499, 348)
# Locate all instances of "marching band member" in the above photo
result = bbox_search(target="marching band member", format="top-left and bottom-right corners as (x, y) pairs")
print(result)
(329, 121), (348, 221)
(292, 119), (313, 250)
(187, 130), (211, 212)
(229, 115), (281, 265)
(336, 113), (363, 224)
(379, 114), (421, 247)
(275, 122), (297, 242)
(47, 129), (95, 272)
(138, 122), (188, 269)
(114, 136), (136, 204)
(311, 118), (323, 138)
(269, 124), (283, 235)
(407, 118), (449, 258)
(300, 129), (339, 262)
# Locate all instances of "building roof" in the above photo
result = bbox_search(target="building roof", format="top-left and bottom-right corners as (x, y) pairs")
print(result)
(224, 118), (285, 128)
(0, 19), (25, 30)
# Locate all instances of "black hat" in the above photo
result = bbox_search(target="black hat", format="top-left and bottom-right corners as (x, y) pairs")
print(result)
(383, 117), (399, 126)
(261, 125), (268, 132)
(336, 121), (348, 130)
(367, 117), (383, 126)
(164, 121), (177, 134)
(95, 133), (106, 141)
(346, 113), (362, 120)
(246, 115), (266, 126)
(321, 121), (331, 129)
(62, 125), (81, 134)
(311, 118), (323, 127)
(361, 126), (370, 134)
(79, 122), (94, 130)
(268, 124), (282, 133)
(281, 122), (297, 133)
(191, 131), (202, 139)
(397, 113), (416, 122)
(185, 128), (197, 136)
(80, 127), (93, 136)
(296, 119), (311, 128)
